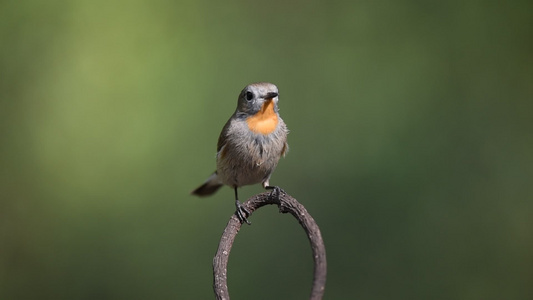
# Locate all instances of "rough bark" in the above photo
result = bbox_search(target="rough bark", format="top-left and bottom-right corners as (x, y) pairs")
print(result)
(213, 191), (327, 300)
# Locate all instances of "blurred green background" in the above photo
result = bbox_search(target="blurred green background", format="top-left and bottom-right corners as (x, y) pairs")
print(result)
(1, 0), (532, 299)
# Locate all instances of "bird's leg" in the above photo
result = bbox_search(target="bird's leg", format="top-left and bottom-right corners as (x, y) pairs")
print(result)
(234, 187), (251, 225)
(265, 185), (286, 201)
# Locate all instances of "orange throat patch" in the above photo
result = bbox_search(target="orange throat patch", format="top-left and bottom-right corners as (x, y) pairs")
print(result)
(246, 100), (279, 135)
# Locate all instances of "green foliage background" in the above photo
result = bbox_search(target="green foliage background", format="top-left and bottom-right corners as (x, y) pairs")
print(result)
(1, 1), (532, 299)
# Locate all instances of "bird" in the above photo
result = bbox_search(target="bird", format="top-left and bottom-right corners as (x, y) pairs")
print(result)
(191, 82), (289, 224)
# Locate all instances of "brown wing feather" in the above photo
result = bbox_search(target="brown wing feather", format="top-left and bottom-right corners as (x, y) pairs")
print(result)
(281, 141), (289, 157)
(217, 116), (233, 153)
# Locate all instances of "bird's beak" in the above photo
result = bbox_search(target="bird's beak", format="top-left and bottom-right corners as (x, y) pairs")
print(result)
(265, 92), (278, 100)
(264, 92), (278, 100)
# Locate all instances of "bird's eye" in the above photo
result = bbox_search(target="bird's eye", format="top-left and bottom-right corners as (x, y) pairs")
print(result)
(245, 91), (254, 101)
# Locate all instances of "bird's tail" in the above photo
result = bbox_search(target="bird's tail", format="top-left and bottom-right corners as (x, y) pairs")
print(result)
(191, 172), (224, 197)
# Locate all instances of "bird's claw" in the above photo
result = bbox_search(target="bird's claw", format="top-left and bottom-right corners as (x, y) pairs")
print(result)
(235, 200), (251, 225)
(266, 186), (285, 201)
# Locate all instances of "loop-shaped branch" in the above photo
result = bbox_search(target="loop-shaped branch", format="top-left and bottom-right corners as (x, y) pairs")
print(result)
(213, 192), (327, 300)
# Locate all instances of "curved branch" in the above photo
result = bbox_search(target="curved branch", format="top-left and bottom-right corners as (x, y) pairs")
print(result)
(213, 191), (327, 300)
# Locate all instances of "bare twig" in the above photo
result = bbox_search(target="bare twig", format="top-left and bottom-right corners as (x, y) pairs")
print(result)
(213, 191), (327, 300)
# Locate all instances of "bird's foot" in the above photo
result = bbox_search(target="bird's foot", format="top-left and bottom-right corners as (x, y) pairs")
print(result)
(235, 200), (251, 225)
(266, 186), (286, 201)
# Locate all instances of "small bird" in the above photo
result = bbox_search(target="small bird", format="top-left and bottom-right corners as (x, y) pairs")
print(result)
(191, 82), (289, 224)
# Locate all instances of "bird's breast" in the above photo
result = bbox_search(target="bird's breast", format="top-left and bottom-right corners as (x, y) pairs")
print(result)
(245, 100), (278, 135)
